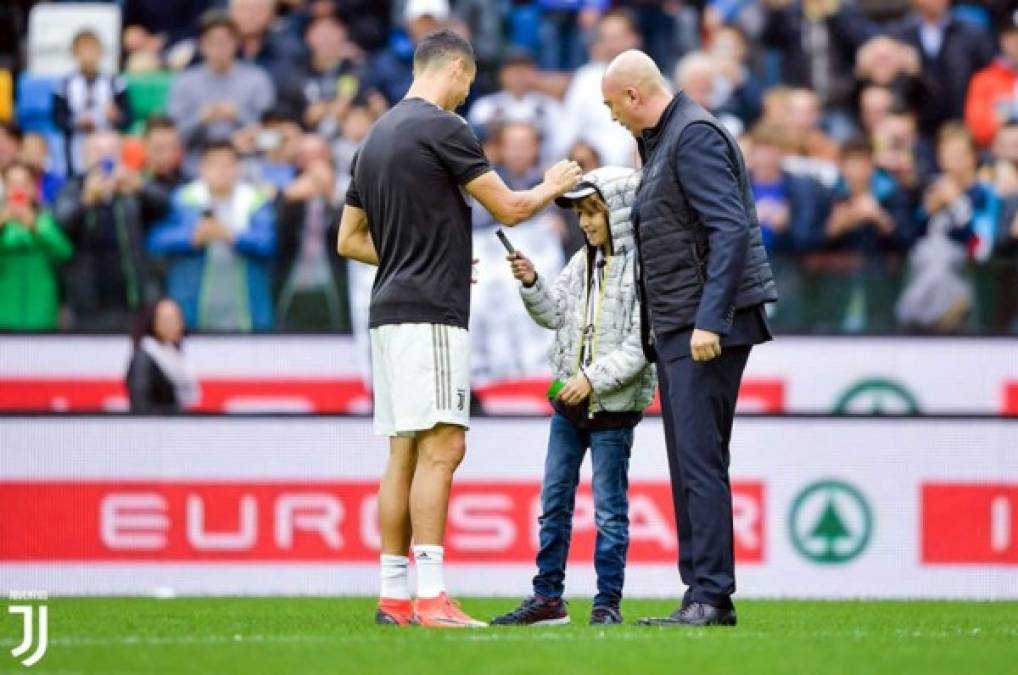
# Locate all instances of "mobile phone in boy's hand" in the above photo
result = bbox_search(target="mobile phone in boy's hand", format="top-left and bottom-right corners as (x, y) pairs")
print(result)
(495, 228), (515, 255)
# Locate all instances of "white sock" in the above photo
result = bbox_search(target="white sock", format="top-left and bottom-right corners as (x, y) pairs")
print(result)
(413, 544), (446, 599)
(379, 554), (410, 600)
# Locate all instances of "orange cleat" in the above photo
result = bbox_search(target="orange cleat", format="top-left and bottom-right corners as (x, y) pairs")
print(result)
(413, 593), (487, 628)
(375, 597), (414, 626)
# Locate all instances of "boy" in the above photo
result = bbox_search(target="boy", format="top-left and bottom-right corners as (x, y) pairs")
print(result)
(53, 30), (132, 176)
(492, 167), (655, 626)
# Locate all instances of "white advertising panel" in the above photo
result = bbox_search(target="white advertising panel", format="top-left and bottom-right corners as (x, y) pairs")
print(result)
(1, 416), (1016, 599)
(1, 335), (1016, 415)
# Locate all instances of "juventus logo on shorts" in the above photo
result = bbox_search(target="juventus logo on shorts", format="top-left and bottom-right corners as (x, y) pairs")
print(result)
(457, 389), (466, 411)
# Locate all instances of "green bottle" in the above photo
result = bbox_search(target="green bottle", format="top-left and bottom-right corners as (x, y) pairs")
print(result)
(546, 379), (566, 400)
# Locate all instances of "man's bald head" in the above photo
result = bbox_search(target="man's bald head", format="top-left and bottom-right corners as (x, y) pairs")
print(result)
(601, 49), (672, 136)
(604, 50), (666, 94)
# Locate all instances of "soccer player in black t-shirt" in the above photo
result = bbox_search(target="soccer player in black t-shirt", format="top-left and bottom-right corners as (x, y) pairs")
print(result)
(337, 29), (581, 628)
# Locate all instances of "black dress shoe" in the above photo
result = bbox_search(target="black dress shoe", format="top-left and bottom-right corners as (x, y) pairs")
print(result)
(637, 601), (736, 627)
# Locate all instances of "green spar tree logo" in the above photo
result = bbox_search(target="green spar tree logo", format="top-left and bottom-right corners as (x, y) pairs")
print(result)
(789, 481), (873, 564)
(833, 378), (920, 415)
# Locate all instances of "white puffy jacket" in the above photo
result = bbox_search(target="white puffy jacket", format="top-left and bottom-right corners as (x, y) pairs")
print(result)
(520, 167), (656, 416)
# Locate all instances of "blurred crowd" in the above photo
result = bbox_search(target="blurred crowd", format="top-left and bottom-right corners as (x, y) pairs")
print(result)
(1, 0), (1018, 346)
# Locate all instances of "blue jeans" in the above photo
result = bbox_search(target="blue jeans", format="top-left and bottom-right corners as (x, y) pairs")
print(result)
(533, 412), (633, 607)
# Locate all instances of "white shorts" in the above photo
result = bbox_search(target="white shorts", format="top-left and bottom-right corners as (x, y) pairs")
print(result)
(370, 323), (471, 437)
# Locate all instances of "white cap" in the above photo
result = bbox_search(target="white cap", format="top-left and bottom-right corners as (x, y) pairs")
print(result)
(405, 0), (450, 22)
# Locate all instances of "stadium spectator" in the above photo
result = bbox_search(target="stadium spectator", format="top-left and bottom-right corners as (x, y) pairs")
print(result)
(494, 121), (543, 191)
(814, 138), (916, 330)
(55, 131), (167, 331)
(122, 0), (209, 57)
(705, 25), (764, 132)
(275, 133), (349, 331)
(473, 121), (544, 230)
(826, 138), (914, 250)
(236, 109), (302, 194)
(852, 35), (931, 125)
(467, 47), (564, 164)
(53, 30), (132, 176)
(332, 103), (376, 191)
(894, 0), (994, 138)
(0, 123), (21, 181)
(298, 13), (366, 135)
(896, 125), (998, 332)
(763, 88), (840, 187)
(980, 123), (1018, 200)
(964, 12), (1018, 148)
(126, 297), (200, 412)
(19, 133), (64, 206)
(749, 124), (828, 255)
(747, 124), (828, 329)
(232, 0), (305, 75)
(167, 11), (276, 172)
(672, 51), (744, 136)
(0, 162), (73, 331)
(143, 117), (186, 201)
(759, 0), (875, 115)
(559, 9), (642, 167)
(148, 141), (276, 332)
(872, 108), (934, 193)
(366, 0), (450, 106)
(920, 124), (1001, 263)
(568, 140), (601, 173)
(468, 123), (568, 381)
(536, 0), (605, 71)
(857, 84), (895, 138)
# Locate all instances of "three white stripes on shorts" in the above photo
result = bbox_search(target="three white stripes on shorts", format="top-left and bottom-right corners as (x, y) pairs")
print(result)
(431, 325), (452, 411)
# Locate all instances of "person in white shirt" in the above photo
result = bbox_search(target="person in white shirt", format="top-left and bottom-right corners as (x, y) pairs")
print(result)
(468, 47), (564, 165)
(558, 9), (643, 168)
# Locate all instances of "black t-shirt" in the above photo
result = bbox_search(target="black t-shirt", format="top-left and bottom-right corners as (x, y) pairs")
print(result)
(345, 97), (492, 329)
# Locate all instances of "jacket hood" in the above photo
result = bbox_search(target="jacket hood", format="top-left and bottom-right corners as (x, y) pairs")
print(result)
(573, 166), (641, 255)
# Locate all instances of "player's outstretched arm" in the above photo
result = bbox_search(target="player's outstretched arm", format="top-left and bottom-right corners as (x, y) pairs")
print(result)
(465, 159), (582, 226)
(337, 204), (379, 266)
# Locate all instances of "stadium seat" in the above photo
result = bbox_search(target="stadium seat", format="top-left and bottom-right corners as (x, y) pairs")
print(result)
(0, 69), (12, 122)
(125, 72), (174, 134)
(14, 72), (58, 133)
(27, 2), (121, 76)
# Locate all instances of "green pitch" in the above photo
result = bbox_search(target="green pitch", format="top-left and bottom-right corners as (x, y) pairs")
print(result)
(11, 597), (1017, 675)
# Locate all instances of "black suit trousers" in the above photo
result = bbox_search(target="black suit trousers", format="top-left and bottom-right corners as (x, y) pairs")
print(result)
(656, 339), (751, 607)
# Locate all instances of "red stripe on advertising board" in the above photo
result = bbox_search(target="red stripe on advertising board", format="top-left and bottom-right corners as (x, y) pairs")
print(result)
(1005, 382), (1018, 416)
(922, 484), (1018, 564)
(0, 378), (784, 414)
(0, 481), (764, 564)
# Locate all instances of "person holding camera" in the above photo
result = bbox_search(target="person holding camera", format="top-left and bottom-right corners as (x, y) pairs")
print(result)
(147, 141), (276, 332)
(54, 130), (166, 331)
(0, 162), (73, 330)
(491, 167), (655, 627)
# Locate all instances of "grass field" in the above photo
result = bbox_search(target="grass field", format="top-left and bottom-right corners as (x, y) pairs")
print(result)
(7, 597), (1017, 675)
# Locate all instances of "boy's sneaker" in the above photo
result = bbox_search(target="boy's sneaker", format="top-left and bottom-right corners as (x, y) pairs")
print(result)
(589, 604), (623, 625)
(413, 593), (487, 628)
(375, 598), (414, 626)
(491, 595), (570, 626)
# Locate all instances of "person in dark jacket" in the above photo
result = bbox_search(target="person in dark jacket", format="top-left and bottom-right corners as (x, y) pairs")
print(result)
(759, 0), (875, 112)
(275, 134), (349, 331)
(747, 123), (830, 330)
(601, 50), (778, 628)
(54, 131), (169, 331)
(893, 0), (995, 138)
(126, 297), (200, 413)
